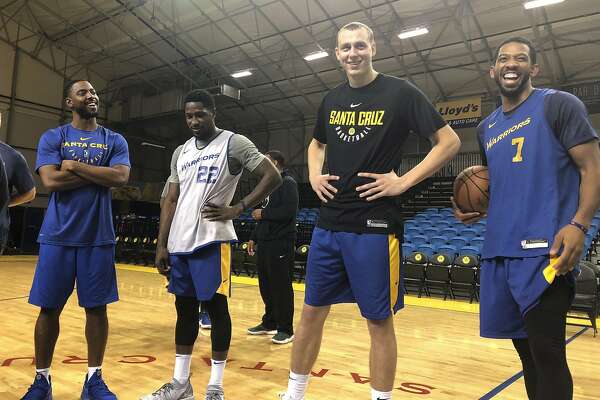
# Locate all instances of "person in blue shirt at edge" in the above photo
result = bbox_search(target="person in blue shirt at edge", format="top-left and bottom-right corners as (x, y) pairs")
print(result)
(0, 112), (37, 254)
(21, 80), (131, 400)
(453, 37), (600, 400)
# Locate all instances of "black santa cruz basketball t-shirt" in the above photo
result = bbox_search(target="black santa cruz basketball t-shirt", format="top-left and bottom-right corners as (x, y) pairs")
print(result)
(313, 73), (446, 234)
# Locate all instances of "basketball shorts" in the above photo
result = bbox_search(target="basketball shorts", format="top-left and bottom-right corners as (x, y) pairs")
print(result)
(480, 255), (576, 339)
(29, 244), (118, 308)
(168, 242), (232, 301)
(304, 227), (403, 320)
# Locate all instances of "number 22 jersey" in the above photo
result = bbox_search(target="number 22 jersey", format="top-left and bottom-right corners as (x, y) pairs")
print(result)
(168, 130), (241, 254)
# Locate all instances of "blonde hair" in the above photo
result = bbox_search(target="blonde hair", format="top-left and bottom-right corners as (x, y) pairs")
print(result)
(337, 22), (374, 45)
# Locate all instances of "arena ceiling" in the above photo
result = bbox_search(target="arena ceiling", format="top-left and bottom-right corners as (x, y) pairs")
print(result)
(2, 0), (600, 132)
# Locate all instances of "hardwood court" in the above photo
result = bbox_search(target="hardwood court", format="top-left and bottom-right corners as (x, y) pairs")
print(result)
(1, 256), (599, 399)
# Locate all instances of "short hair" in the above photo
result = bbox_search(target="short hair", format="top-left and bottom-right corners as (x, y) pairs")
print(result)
(494, 37), (537, 64)
(63, 79), (87, 99)
(266, 150), (285, 168)
(338, 22), (374, 45)
(184, 89), (215, 112)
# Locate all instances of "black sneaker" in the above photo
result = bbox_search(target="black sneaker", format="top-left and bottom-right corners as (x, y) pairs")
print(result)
(247, 324), (277, 335)
(271, 332), (294, 344)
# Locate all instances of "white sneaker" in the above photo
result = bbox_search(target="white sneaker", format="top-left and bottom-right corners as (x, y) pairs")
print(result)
(205, 385), (224, 400)
(140, 379), (194, 400)
(277, 393), (303, 400)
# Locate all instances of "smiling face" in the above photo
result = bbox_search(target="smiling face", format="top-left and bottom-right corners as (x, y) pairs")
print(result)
(66, 81), (99, 119)
(491, 42), (539, 99)
(336, 26), (376, 80)
(184, 102), (216, 140)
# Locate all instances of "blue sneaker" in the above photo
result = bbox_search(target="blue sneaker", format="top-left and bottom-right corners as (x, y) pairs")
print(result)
(200, 311), (211, 329)
(21, 373), (52, 400)
(80, 370), (117, 400)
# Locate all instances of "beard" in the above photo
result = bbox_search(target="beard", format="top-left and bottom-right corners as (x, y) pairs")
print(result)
(73, 104), (98, 119)
(495, 73), (531, 98)
(191, 125), (214, 140)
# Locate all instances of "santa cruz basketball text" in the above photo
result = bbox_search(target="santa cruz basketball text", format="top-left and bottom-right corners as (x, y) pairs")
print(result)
(329, 110), (385, 126)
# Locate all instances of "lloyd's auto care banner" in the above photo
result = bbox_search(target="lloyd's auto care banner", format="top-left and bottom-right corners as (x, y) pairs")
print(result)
(436, 96), (482, 128)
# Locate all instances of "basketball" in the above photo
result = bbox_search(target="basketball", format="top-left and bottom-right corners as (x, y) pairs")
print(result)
(453, 165), (489, 213)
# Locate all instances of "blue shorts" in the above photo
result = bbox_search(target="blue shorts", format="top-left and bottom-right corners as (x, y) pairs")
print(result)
(480, 255), (575, 339)
(29, 244), (118, 308)
(168, 242), (232, 301)
(304, 227), (403, 320)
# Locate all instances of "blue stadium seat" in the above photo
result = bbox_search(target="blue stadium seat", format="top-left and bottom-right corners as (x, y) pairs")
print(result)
(430, 236), (448, 247)
(449, 236), (468, 249)
(471, 237), (485, 248)
(406, 227), (421, 236)
(435, 220), (452, 229)
(402, 243), (416, 257)
(423, 227), (439, 237)
(404, 220), (417, 229)
(441, 228), (459, 237)
(460, 228), (478, 240)
(416, 244), (435, 256)
(459, 245), (481, 257)
(412, 235), (428, 246)
(429, 215), (443, 224)
(437, 244), (459, 257)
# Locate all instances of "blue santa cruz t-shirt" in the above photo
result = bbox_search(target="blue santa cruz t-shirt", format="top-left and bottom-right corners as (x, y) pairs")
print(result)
(35, 124), (130, 246)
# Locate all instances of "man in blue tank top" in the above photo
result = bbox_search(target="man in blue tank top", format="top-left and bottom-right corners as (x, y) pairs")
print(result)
(455, 37), (600, 399)
(21, 80), (130, 400)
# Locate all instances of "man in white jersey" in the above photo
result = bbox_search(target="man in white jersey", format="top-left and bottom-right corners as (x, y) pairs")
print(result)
(141, 89), (282, 400)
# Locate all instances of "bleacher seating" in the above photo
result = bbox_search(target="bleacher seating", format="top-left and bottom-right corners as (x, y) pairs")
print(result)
(111, 196), (600, 297)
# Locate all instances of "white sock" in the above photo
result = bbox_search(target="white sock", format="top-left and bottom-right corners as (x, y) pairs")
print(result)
(286, 371), (309, 400)
(371, 388), (392, 400)
(207, 359), (227, 387)
(87, 366), (101, 381)
(173, 354), (192, 383)
(35, 368), (50, 384)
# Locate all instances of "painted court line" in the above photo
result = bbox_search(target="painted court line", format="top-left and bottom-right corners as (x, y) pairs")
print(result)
(479, 326), (589, 400)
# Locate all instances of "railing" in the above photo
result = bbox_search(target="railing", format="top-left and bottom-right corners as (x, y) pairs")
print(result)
(399, 152), (483, 177)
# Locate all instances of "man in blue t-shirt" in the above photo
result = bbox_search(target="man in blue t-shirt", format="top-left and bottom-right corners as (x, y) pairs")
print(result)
(0, 112), (36, 252)
(454, 37), (600, 399)
(22, 80), (130, 400)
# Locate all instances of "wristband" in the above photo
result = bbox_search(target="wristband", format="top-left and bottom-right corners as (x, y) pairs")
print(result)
(569, 220), (588, 234)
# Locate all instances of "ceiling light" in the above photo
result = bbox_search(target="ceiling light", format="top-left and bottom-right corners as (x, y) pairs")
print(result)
(523, 0), (565, 9)
(231, 70), (252, 78)
(304, 50), (329, 61)
(398, 27), (429, 40)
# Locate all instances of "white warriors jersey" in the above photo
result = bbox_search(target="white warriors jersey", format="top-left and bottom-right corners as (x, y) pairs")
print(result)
(168, 130), (240, 254)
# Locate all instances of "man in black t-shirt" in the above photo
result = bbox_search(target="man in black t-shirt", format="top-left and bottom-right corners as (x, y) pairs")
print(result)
(247, 150), (299, 345)
(278, 22), (461, 400)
